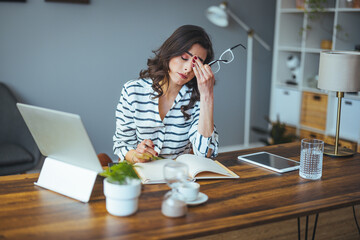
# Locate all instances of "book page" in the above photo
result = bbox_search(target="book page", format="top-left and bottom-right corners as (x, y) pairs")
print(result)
(134, 159), (173, 184)
(176, 154), (238, 179)
(134, 154), (239, 184)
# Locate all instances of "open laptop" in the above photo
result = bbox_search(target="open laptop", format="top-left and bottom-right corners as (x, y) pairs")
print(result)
(17, 103), (103, 202)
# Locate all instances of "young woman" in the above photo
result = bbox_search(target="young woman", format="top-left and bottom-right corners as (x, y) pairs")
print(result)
(113, 25), (219, 163)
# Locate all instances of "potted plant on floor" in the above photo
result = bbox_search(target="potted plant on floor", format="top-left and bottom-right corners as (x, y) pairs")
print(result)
(252, 116), (298, 145)
(100, 161), (141, 217)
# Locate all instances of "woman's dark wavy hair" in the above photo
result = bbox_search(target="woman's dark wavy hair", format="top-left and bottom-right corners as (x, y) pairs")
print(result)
(139, 25), (214, 120)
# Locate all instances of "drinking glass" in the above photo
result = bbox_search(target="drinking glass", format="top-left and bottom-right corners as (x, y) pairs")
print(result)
(299, 138), (324, 180)
(163, 162), (188, 195)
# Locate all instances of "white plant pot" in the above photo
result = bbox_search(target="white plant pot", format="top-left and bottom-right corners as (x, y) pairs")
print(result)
(103, 178), (141, 217)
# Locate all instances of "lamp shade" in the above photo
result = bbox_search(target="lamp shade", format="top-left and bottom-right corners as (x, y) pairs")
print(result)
(206, 3), (229, 27)
(318, 51), (360, 92)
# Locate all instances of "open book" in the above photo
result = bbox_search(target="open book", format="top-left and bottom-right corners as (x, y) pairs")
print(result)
(134, 154), (239, 184)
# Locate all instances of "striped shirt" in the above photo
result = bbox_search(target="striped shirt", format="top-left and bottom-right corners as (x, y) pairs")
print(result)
(113, 78), (219, 160)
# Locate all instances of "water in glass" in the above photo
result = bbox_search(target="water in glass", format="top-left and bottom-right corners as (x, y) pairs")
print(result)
(299, 139), (324, 180)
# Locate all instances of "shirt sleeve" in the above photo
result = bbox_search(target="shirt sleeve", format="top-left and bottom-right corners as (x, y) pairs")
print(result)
(113, 85), (137, 161)
(188, 103), (219, 157)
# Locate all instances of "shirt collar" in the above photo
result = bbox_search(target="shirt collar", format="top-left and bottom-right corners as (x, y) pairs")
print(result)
(174, 83), (190, 105)
(145, 78), (191, 104)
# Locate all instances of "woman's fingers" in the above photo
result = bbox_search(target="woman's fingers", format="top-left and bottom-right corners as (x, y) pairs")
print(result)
(193, 62), (200, 79)
(134, 139), (158, 162)
(193, 57), (214, 82)
(132, 153), (148, 163)
(136, 140), (153, 153)
(143, 139), (154, 148)
(192, 57), (215, 94)
(133, 152), (152, 163)
(144, 140), (158, 157)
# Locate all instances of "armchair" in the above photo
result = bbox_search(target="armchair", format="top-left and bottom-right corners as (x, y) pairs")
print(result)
(0, 82), (41, 175)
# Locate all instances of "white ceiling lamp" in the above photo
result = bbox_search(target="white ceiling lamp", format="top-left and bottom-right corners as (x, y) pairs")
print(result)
(206, 2), (270, 50)
(206, 1), (271, 148)
(206, 3), (229, 27)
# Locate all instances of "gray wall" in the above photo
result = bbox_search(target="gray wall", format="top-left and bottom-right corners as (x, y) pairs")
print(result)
(0, 0), (275, 159)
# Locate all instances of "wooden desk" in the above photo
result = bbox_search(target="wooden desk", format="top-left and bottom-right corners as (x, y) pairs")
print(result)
(1, 142), (360, 239)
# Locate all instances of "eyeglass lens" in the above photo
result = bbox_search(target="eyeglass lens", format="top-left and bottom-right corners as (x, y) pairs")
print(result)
(220, 50), (234, 63)
(210, 50), (234, 74)
(210, 62), (220, 74)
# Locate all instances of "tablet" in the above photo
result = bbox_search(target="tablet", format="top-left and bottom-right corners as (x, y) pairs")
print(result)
(17, 103), (103, 202)
(17, 103), (103, 173)
(237, 151), (299, 173)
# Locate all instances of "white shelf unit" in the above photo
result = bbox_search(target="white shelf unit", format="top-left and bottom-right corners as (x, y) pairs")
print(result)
(270, 0), (360, 144)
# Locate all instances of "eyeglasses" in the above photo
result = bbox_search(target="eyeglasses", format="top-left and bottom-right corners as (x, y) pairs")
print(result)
(209, 43), (246, 74)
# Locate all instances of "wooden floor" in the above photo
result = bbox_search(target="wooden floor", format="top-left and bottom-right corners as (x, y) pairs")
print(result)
(195, 206), (360, 240)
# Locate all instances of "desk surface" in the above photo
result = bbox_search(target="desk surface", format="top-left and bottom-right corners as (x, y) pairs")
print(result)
(1, 142), (360, 240)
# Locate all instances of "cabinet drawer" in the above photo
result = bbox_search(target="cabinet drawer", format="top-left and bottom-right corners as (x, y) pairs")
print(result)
(300, 129), (324, 140)
(324, 136), (357, 152)
(328, 98), (360, 142)
(271, 88), (301, 126)
(301, 92), (328, 130)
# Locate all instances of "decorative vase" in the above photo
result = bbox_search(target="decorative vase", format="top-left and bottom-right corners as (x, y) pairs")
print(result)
(354, 0), (360, 8)
(103, 178), (141, 216)
(296, 0), (305, 9)
(321, 40), (332, 50)
(346, 0), (354, 8)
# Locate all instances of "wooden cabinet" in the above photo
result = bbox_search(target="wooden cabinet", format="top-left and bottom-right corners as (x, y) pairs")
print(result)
(324, 136), (358, 152)
(269, 0), (360, 149)
(300, 129), (324, 140)
(300, 92), (328, 130)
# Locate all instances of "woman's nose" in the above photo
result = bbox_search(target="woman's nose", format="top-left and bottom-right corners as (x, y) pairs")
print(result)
(184, 60), (193, 73)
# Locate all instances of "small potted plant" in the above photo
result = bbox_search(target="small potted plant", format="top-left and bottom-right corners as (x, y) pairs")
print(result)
(100, 161), (141, 217)
(252, 116), (298, 145)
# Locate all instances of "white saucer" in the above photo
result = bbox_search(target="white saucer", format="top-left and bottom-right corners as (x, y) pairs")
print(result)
(186, 192), (208, 206)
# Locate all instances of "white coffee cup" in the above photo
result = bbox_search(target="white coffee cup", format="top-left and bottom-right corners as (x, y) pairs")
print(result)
(179, 182), (200, 202)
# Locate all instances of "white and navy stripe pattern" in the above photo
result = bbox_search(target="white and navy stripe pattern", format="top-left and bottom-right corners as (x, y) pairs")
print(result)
(113, 78), (219, 160)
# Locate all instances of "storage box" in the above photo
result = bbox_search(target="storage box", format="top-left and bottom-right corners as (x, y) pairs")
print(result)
(300, 92), (328, 130)
(300, 129), (324, 140)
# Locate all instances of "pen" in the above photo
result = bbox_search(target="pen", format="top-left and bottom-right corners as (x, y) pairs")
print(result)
(137, 153), (163, 161)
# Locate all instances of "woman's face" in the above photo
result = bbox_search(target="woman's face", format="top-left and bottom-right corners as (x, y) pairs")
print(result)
(168, 43), (207, 87)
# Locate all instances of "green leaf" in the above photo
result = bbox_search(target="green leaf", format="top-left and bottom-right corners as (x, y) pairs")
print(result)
(99, 161), (139, 185)
(252, 116), (299, 145)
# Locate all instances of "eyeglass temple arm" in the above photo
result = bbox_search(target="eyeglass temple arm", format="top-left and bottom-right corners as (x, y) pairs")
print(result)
(230, 43), (246, 50)
(209, 44), (245, 67)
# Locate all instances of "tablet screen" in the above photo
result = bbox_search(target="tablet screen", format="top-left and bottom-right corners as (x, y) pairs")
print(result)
(237, 152), (299, 173)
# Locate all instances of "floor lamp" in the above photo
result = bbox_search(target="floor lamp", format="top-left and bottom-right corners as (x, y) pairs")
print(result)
(318, 51), (360, 157)
(206, 2), (271, 147)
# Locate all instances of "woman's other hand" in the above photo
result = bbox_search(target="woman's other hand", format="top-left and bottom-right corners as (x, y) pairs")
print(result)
(126, 139), (158, 163)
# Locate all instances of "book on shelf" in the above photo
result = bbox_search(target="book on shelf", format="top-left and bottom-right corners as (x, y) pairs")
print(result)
(134, 154), (239, 184)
